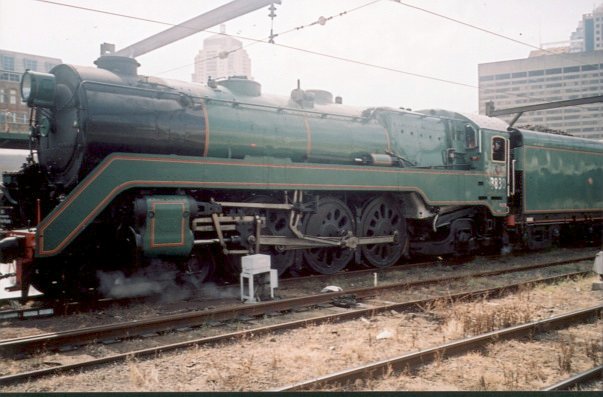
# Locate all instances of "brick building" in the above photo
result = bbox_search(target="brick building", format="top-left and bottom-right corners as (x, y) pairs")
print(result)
(0, 49), (61, 133)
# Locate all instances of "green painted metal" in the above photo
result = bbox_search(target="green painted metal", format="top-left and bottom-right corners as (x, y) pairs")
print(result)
(203, 99), (389, 164)
(139, 196), (194, 257)
(35, 152), (504, 257)
(516, 130), (603, 213)
(377, 110), (450, 167)
(517, 129), (603, 153)
(482, 129), (510, 198)
(0, 132), (30, 150)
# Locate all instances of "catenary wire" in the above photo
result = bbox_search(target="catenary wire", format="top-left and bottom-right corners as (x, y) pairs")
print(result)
(389, 0), (601, 68)
(148, 0), (384, 76)
(31, 0), (601, 112)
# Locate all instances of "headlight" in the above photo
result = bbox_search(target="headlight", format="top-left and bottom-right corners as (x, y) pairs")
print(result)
(21, 74), (32, 100)
(20, 70), (56, 108)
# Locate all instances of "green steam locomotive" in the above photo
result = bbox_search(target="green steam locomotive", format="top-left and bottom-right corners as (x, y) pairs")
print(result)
(1, 55), (601, 298)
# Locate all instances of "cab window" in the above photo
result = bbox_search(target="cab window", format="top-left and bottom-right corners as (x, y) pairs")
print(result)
(492, 137), (506, 162)
(465, 125), (477, 149)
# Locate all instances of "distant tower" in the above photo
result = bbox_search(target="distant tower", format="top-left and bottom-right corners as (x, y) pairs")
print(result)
(192, 24), (252, 83)
(569, 3), (603, 52)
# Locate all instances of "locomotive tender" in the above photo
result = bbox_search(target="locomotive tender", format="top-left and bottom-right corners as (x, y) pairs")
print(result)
(1, 55), (602, 298)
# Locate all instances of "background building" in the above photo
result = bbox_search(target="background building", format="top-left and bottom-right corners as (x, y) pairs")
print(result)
(478, 51), (603, 138)
(570, 4), (603, 52)
(478, 4), (603, 139)
(0, 49), (61, 133)
(191, 25), (252, 84)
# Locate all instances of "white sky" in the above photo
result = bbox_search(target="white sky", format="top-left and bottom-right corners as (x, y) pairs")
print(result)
(0, 0), (601, 113)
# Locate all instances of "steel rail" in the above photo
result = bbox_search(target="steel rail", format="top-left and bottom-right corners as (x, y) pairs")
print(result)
(0, 253), (593, 321)
(0, 258), (592, 356)
(280, 253), (595, 286)
(0, 306), (54, 320)
(542, 365), (603, 391)
(275, 305), (603, 391)
(0, 270), (593, 386)
(0, 295), (148, 320)
(0, 257), (438, 320)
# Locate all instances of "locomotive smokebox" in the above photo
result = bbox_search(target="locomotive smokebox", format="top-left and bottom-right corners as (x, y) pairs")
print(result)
(94, 55), (140, 76)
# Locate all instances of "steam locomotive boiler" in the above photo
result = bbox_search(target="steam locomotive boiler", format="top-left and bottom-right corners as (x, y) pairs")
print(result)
(1, 55), (602, 299)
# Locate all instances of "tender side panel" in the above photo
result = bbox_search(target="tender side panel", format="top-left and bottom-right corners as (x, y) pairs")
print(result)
(518, 144), (603, 213)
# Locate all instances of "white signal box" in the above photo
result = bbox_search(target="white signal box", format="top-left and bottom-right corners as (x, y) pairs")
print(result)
(240, 254), (278, 303)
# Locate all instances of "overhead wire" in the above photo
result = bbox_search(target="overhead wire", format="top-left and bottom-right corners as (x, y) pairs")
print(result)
(154, 1), (595, 110)
(34, 0), (593, 69)
(156, 0), (384, 76)
(390, 0), (601, 68)
(387, 0), (602, 113)
(182, 0), (602, 112)
(35, 0), (182, 28)
(391, 2), (553, 55)
(276, 0), (382, 37)
(31, 0), (601, 112)
(32, 0), (386, 76)
(166, 0), (476, 94)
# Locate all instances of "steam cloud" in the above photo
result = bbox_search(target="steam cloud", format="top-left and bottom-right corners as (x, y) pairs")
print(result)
(97, 259), (188, 301)
(96, 259), (239, 301)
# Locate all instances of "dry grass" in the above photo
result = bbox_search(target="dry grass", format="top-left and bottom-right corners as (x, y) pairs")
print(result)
(413, 288), (541, 339)
(418, 285), (546, 338)
(2, 272), (601, 392)
(585, 337), (603, 365)
(126, 356), (159, 391)
(556, 335), (576, 373)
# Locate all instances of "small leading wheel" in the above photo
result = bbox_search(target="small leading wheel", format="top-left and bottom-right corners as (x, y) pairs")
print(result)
(30, 259), (98, 300)
(180, 247), (216, 288)
(359, 196), (407, 268)
(30, 264), (66, 300)
(303, 197), (355, 274)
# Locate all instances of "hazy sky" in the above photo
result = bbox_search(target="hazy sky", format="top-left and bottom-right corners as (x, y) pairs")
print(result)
(0, 0), (601, 113)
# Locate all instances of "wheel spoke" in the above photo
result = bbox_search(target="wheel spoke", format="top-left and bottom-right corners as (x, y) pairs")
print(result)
(360, 196), (407, 268)
(303, 197), (354, 274)
(180, 247), (215, 287)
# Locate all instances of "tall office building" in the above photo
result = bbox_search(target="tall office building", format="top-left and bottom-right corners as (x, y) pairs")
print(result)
(478, 51), (603, 139)
(192, 25), (252, 84)
(0, 49), (61, 133)
(478, 4), (603, 139)
(570, 4), (603, 52)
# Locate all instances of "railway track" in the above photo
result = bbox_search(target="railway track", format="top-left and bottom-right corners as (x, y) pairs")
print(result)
(542, 365), (603, 391)
(274, 305), (603, 391)
(0, 295), (150, 320)
(0, 257), (459, 319)
(0, 252), (594, 322)
(0, 306), (54, 320)
(0, 267), (594, 387)
(0, 255), (592, 356)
